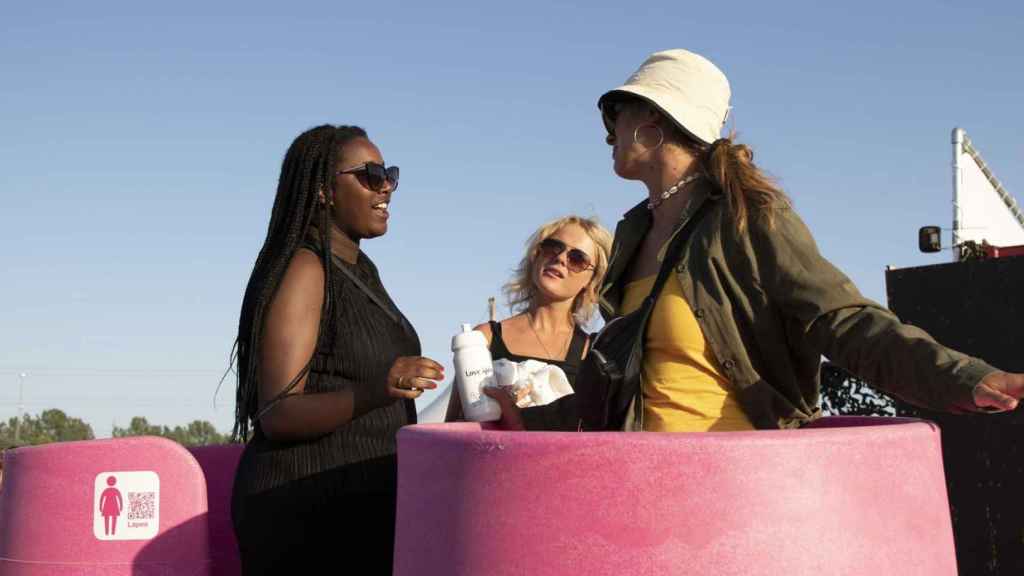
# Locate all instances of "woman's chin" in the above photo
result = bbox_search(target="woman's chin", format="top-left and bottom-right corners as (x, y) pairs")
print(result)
(364, 223), (388, 239)
(612, 160), (636, 180)
(533, 281), (574, 306)
(610, 159), (643, 180)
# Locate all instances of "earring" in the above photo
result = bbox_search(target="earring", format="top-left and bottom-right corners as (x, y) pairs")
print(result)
(633, 124), (664, 150)
(318, 186), (333, 207)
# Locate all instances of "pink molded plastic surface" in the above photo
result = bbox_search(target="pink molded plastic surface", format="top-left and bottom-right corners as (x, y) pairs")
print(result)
(0, 436), (211, 575)
(188, 444), (244, 576)
(395, 417), (957, 576)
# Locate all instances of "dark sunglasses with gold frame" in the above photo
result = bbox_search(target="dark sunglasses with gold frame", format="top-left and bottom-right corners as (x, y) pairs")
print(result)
(537, 238), (596, 274)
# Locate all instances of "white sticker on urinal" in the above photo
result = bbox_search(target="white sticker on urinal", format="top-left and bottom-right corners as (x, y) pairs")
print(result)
(93, 471), (160, 540)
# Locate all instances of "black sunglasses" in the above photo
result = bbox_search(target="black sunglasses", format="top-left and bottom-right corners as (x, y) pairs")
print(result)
(337, 162), (400, 192)
(538, 238), (596, 274)
(600, 99), (626, 135)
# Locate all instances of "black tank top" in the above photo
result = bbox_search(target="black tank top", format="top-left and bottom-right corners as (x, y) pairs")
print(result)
(233, 245), (419, 496)
(488, 320), (588, 387)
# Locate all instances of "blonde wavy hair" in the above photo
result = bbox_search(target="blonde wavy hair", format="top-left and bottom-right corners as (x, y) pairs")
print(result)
(503, 215), (613, 324)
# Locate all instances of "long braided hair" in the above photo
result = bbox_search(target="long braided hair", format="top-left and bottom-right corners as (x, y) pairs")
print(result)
(231, 124), (368, 442)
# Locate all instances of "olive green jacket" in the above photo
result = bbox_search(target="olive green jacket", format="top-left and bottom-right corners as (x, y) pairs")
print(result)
(599, 181), (996, 430)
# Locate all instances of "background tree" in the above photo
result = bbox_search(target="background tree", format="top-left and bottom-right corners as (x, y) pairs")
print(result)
(0, 409), (96, 447)
(111, 416), (163, 437)
(112, 417), (228, 446)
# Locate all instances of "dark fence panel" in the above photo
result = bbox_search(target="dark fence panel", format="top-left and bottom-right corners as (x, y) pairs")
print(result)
(885, 256), (1024, 576)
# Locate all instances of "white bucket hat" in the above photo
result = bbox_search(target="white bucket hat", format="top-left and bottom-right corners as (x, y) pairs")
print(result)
(599, 49), (731, 146)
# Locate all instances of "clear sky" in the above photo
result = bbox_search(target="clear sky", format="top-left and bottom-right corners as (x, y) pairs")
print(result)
(2, 1), (1021, 437)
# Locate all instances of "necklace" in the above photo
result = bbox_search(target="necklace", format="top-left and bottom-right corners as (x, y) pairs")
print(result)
(527, 313), (570, 360)
(647, 173), (702, 211)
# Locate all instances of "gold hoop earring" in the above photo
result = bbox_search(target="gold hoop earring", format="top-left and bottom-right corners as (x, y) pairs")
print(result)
(633, 124), (664, 150)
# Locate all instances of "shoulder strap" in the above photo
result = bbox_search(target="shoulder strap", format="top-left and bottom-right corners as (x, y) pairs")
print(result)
(565, 326), (588, 365)
(330, 254), (400, 325)
(643, 199), (713, 307)
(488, 320), (511, 357)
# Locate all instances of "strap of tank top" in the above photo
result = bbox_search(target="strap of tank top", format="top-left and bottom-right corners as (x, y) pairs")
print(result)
(488, 320), (512, 358)
(564, 326), (588, 365)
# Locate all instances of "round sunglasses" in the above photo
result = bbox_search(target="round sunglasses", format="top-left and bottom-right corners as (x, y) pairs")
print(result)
(337, 162), (400, 192)
(537, 238), (596, 274)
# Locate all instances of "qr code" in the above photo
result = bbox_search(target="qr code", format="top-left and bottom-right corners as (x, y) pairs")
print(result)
(127, 491), (156, 520)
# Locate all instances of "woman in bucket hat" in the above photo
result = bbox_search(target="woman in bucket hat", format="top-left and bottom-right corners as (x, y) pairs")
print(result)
(490, 49), (1024, 431)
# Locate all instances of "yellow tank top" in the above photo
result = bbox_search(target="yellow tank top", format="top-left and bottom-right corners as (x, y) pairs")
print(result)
(621, 274), (754, 432)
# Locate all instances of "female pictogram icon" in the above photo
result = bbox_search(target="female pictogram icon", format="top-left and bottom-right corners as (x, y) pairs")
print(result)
(99, 475), (123, 535)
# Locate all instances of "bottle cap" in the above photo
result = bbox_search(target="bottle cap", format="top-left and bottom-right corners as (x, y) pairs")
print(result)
(452, 323), (487, 351)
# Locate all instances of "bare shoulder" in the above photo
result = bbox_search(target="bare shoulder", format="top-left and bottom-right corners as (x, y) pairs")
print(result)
(291, 248), (325, 279)
(270, 249), (325, 315)
(496, 313), (530, 336)
(260, 248), (326, 378)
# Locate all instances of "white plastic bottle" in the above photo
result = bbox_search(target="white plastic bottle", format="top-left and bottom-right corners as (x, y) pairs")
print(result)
(452, 323), (501, 422)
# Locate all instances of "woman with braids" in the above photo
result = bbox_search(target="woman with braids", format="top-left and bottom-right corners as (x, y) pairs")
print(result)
(489, 49), (1024, 433)
(230, 125), (443, 574)
(444, 215), (613, 428)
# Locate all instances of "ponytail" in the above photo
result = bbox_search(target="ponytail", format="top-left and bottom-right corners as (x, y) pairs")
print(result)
(699, 135), (789, 233)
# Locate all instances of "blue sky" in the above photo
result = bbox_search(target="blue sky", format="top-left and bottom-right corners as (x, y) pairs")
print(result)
(2, 1), (1021, 437)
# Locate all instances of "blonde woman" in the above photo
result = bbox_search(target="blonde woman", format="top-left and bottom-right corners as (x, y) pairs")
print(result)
(446, 215), (612, 429)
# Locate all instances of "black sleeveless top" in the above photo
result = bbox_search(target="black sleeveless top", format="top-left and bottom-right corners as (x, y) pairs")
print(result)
(489, 320), (591, 432)
(487, 320), (588, 386)
(230, 244), (420, 575)
(233, 245), (420, 497)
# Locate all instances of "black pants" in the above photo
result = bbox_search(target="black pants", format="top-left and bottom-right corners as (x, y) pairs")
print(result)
(232, 457), (398, 576)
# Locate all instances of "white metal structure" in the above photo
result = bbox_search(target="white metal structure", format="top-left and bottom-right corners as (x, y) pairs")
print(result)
(951, 127), (1024, 260)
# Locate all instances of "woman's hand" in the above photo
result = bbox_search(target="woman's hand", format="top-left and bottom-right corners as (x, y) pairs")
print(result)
(973, 371), (1024, 412)
(387, 356), (445, 400)
(483, 385), (525, 430)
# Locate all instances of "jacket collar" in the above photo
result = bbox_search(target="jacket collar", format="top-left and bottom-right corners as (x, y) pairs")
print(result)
(601, 200), (649, 307)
